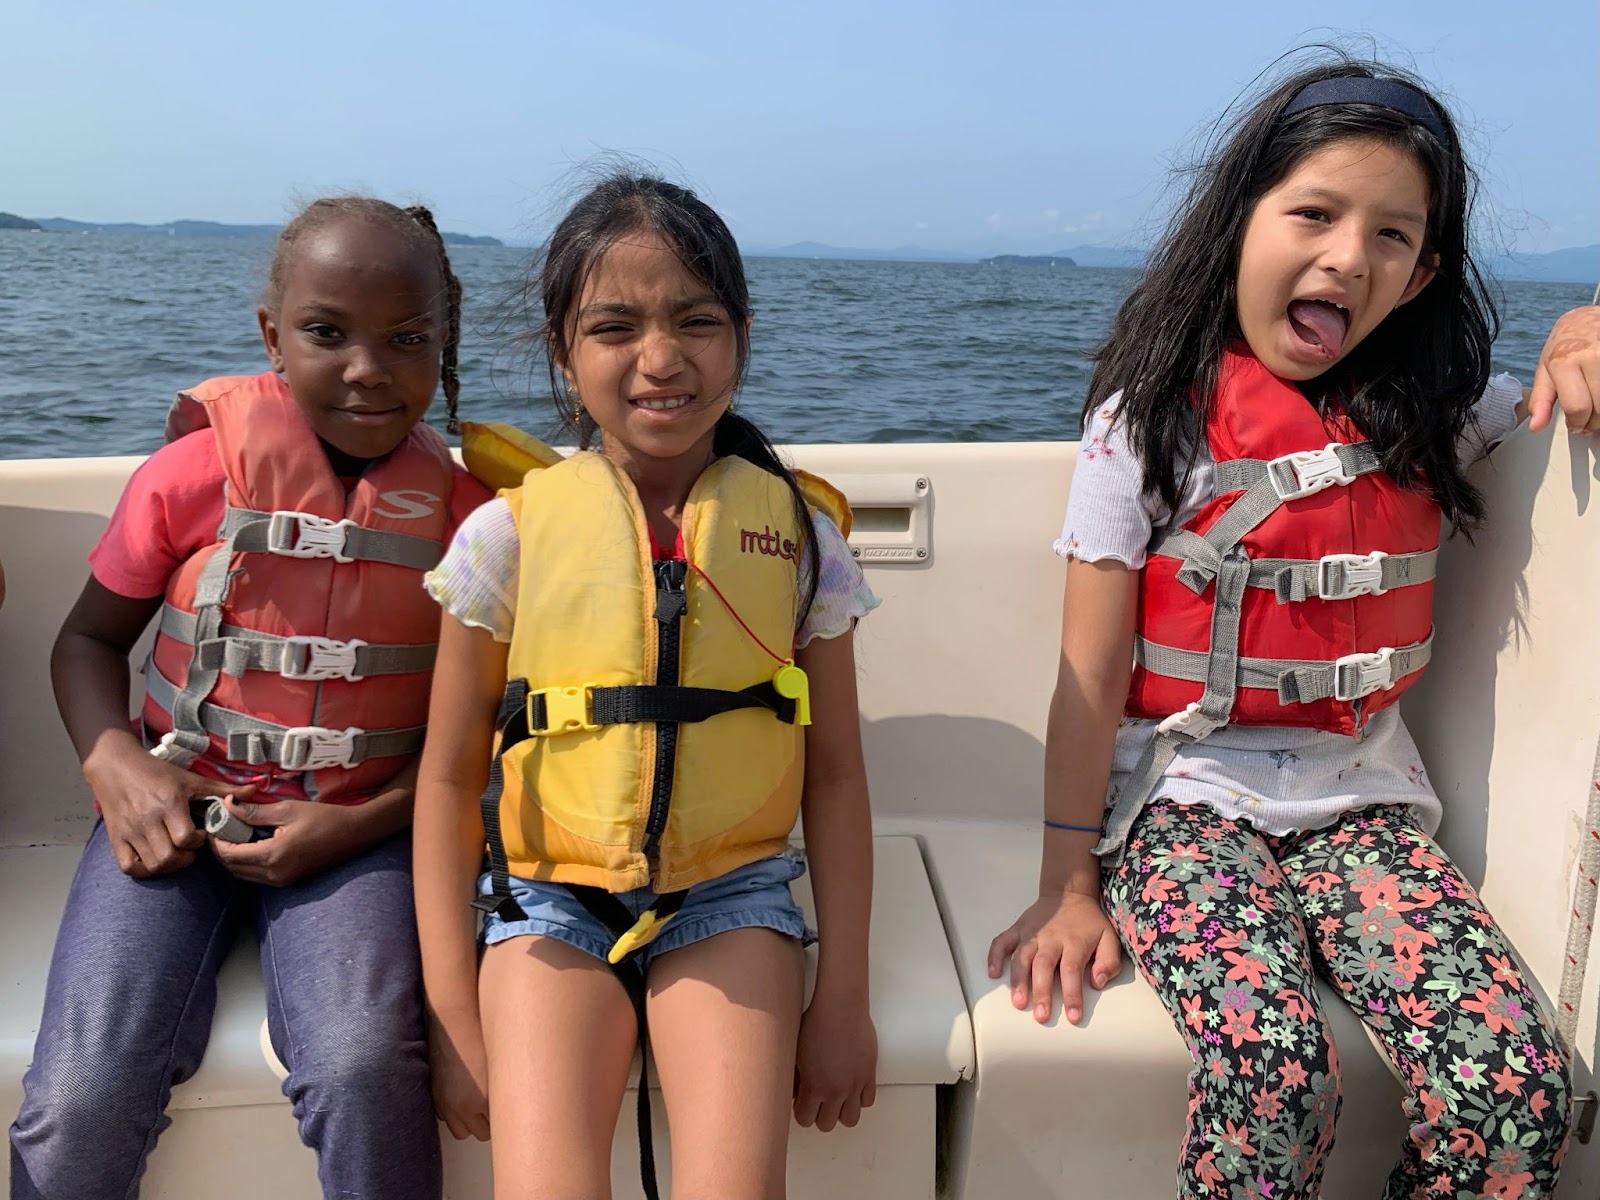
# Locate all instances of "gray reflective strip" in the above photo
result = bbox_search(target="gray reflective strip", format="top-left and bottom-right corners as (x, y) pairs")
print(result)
(144, 665), (424, 769)
(222, 506), (442, 571)
(1095, 552), (1250, 860)
(1162, 443), (1383, 593)
(1135, 632), (1434, 704)
(1150, 540), (1437, 604)
(159, 606), (437, 677)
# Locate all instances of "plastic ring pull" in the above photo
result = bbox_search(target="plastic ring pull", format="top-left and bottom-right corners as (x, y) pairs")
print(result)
(772, 661), (812, 726)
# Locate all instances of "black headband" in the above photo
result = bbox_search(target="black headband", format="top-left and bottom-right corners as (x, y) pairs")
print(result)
(1282, 77), (1447, 141)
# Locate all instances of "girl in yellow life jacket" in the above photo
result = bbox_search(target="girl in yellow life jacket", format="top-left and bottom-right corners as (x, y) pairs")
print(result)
(414, 170), (880, 1199)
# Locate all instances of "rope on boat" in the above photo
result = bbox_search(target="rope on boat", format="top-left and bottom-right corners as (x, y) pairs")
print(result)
(1557, 732), (1600, 1059)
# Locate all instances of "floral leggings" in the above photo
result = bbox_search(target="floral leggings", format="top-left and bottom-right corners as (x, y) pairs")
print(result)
(1104, 801), (1572, 1200)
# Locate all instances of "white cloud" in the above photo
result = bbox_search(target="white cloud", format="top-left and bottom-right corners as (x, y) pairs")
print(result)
(1055, 210), (1105, 235)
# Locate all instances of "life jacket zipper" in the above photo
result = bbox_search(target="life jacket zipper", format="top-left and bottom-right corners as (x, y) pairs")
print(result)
(641, 558), (687, 863)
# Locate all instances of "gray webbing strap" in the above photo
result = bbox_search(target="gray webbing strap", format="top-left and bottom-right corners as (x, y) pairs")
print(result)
(221, 506), (442, 571)
(1151, 536), (1436, 604)
(1259, 549), (1435, 603)
(158, 538), (237, 763)
(1135, 631), (1434, 705)
(1095, 552), (1251, 858)
(1213, 442), (1382, 494)
(159, 606), (436, 679)
(144, 665), (424, 770)
(1166, 443), (1384, 594)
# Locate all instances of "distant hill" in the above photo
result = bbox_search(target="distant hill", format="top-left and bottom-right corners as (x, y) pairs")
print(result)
(0, 212), (42, 230)
(981, 254), (1077, 268)
(1047, 245), (1146, 270)
(1485, 245), (1598, 285)
(748, 240), (1144, 268)
(27, 216), (501, 247)
(746, 241), (977, 263)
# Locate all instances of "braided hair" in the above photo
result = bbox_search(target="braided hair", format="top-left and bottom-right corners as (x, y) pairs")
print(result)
(266, 196), (464, 433)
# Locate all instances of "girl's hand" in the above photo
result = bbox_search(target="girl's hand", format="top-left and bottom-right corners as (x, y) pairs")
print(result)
(987, 889), (1122, 1025)
(1528, 305), (1600, 434)
(427, 1012), (491, 1142)
(84, 738), (253, 878)
(794, 992), (877, 1132)
(208, 796), (364, 887)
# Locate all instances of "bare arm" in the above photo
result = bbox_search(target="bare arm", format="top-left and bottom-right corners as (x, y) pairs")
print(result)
(53, 576), (250, 876)
(792, 626), (877, 1131)
(413, 612), (506, 1141)
(987, 558), (1138, 1024)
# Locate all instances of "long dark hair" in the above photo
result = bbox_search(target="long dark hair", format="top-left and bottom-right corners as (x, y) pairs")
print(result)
(528, 169), (819, 629)
(1088, 55), (1495, 531)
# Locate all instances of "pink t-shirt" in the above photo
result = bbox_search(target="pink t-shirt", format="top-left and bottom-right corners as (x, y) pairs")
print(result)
(90, 429), (491, 599)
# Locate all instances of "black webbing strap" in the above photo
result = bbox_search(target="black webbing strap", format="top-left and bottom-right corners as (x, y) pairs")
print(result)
(527, 681), (797, 731)
(564, 885), (689, 1200)
(470, 679), (533, 924)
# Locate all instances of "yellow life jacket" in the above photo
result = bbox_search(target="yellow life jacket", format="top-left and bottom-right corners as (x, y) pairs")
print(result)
(479, 445), (849, 910)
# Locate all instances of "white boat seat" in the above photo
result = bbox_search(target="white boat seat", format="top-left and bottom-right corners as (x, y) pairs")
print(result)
(0, 835), (972, 1199)
(894, 817), (1412, 1199)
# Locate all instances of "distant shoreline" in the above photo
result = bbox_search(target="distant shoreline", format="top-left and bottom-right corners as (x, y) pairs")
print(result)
(3, 213), (1594, 283)
(0, 213), (500, 247)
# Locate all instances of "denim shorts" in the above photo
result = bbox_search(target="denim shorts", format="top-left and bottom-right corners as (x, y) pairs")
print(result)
(478, 848), (814, 971)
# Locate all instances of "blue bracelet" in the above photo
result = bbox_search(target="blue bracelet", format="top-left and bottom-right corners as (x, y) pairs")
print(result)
(1043, 818), (1104, 835)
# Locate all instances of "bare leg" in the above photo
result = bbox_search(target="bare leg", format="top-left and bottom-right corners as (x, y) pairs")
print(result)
(646, 928), (805, 1200)
(479, 936), (638, 1200)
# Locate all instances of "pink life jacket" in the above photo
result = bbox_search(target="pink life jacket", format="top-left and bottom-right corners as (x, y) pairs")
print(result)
(142, 373), (453, 804)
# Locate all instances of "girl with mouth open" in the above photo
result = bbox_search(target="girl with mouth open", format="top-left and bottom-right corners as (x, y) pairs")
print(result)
(990, 55), (1600, 1200)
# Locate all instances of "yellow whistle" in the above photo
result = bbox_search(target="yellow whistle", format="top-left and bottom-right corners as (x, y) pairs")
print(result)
(772, 661), (812, 726)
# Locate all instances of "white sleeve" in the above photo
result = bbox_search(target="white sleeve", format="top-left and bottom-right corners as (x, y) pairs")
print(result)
(797, 511), (881, 647)
(1053, 395), (1170, 568)
(423, 497), (520, 642)
(1459, 373), (1525, 464)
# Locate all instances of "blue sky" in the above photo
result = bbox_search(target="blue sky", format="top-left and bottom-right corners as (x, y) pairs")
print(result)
(2, 0), (1594, 254)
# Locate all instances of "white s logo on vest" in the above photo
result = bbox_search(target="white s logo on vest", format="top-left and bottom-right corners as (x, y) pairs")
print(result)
(372, 490), (442, 520)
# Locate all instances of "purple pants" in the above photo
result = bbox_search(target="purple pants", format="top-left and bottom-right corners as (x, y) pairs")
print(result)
(9, 822), (440, 1200)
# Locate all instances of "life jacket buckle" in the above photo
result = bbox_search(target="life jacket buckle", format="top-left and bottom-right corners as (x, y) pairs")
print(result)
(1333, 647), (1397, 702)
(281, 635), (368, 682)
(279, 725), (361, 771)
(266, 511), (357, 563)
(1268, 443), (1355, 502)
(531, 686), (600, 736)
(1317, 550), (1389, 600)
(1156, 701), (1225, 742)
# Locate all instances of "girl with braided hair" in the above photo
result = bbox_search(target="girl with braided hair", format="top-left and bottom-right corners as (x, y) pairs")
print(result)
(10, 196), (491, 1200)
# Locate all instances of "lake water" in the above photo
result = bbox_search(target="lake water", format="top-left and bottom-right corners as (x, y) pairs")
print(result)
(0, 232), (1588, 459)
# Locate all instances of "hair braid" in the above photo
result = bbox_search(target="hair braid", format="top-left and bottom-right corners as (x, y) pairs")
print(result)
(404, 205), (464, 434)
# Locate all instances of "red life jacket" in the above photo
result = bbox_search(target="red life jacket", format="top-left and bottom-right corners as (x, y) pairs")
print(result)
(1126, 348), (1440, 737)
(141, 373), (453, 804)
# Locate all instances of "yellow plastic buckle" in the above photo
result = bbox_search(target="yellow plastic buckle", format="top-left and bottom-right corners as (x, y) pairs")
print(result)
(530, 685), (599, 735)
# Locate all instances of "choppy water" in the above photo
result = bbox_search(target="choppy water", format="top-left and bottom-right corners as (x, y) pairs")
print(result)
(0, 232), (1588, 458)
